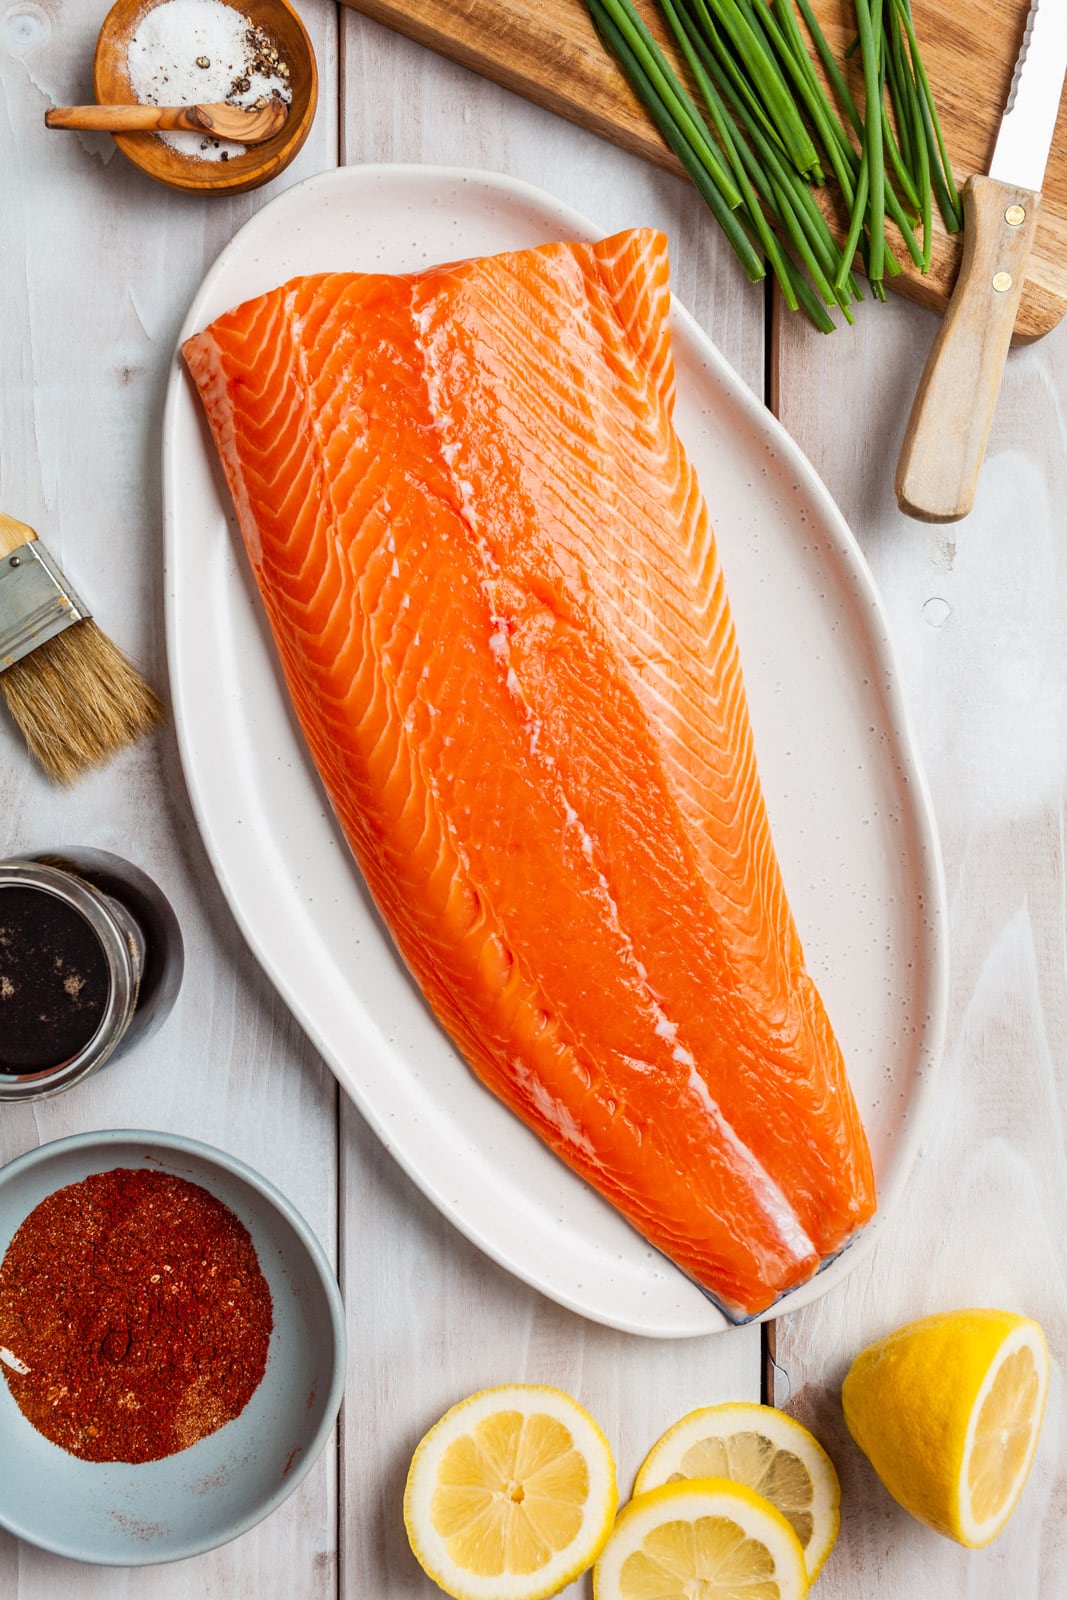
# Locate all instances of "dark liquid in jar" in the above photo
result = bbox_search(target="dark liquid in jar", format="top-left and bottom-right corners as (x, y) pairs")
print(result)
(0, 886), (111, 1072)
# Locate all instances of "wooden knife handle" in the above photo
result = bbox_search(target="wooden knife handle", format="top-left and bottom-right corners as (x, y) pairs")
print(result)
(895, 174), (1042, 523)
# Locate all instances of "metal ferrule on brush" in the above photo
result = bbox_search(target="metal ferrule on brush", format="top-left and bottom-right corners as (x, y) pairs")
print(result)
(0, 542), (91, 671)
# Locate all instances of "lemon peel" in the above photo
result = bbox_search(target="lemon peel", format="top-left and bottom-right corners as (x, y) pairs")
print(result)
(633, 1400), (840, 1579)
(403, 1383), (618, 1600)
(842, 1308), (1049, 1548)
(592, 1477), (810, 1600)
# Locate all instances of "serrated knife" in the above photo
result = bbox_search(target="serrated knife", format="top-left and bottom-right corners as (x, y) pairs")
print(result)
(895, 0), (1067, 522)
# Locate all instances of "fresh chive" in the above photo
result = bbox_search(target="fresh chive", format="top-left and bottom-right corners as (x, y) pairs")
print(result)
(783, 255), (839, 332)
(681, 0), (795, 165)
(791, 0), (917, 271)
(852, 0), (886, 287)
(658, 0), (801, 305)
(675, 0), (864, 306)
(670, 0), (855, 297)
(883, 11), (917, 176)
(592, 0), (742, 207)
(881, 77), (922, 213)
(893, 0), (961, 229)
(836, 141), (870, 293)
(737, 0), (846, 192)
(795, 0), (864, 138)
(587, 0), (765, 279)
(691, 0), (823, 179)
(583, 0), (957, 328)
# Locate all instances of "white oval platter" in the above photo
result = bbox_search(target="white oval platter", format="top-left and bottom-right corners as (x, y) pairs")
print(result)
(162, 164), (948, 1337)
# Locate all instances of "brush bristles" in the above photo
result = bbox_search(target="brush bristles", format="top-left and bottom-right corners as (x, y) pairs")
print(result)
(1, 620), (165, 784)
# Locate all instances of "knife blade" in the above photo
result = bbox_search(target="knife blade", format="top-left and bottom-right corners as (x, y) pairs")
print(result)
(895, 0), (1067, 523)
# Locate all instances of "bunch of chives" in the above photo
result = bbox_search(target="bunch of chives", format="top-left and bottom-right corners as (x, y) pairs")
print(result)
(584, 0), (959, 330)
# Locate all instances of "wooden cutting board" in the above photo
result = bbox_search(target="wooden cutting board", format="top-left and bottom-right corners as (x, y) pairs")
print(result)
(341, 0), (1067, 340)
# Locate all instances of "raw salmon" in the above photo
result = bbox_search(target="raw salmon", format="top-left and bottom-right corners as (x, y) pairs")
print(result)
(183, 227), (876, 1319)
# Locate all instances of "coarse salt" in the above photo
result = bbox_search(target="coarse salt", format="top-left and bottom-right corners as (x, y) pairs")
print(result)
(125, 0), (291, 163)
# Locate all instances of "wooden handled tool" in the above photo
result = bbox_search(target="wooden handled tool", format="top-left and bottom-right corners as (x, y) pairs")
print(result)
(895, 0), (1067, 523)
(0, 510), (163, 784)
(0, 512), (43, 560)
(894, 176), (1041, 523)
(45, 100), (287, 144)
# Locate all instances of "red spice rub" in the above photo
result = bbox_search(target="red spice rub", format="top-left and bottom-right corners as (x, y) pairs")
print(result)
(0, 1167), (273, 1463)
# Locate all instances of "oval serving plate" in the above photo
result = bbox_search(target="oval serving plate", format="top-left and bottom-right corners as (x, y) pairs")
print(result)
(163, 164), (948, 1338)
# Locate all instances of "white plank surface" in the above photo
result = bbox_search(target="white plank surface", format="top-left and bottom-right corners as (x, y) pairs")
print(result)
(3, 0), (1063, 1594)
(1, 3), (759, 1596)
(771, 294), (1067, 1593)
(0, 1), (342, 1593)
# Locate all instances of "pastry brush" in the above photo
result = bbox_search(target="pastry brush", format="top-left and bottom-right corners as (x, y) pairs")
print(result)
(0, 511), (164, 783)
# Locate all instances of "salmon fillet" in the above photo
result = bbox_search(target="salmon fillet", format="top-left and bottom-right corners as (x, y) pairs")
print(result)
(183, 227), (876, 1319)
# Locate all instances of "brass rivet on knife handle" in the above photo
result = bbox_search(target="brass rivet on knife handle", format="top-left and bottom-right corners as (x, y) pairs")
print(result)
(895, 174), (1042, 524)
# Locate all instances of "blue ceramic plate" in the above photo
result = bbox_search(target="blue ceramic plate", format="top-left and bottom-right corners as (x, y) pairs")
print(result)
(0, 1130), (345, 1565)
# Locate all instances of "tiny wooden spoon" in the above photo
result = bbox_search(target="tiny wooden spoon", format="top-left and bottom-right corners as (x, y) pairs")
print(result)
(45, 99), (288, 143)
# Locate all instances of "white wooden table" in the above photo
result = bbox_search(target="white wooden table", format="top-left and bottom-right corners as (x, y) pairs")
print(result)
(1, 2), (1064, 1594)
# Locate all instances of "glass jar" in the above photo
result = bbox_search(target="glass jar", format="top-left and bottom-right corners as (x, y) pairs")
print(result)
(0, 849), (184, 1101)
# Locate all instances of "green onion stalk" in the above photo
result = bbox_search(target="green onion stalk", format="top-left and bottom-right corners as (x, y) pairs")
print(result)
(583, 0), (959, 330)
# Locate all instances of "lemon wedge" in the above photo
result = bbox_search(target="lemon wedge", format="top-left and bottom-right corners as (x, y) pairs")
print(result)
(633, 1402), (840, 1579)
(593, 1477), (810, 1600)
(842, 1308), (1049, 1548)
(403, 1383), (618, 1600)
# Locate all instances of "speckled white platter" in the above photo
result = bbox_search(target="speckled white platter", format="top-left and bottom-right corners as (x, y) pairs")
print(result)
(163, 164), (948, 1337)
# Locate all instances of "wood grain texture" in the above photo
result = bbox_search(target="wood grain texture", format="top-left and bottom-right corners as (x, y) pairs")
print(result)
(4, 0), (1065, 1593)
(1, 4), (763, 1597)
(92, 0), (319, 194)
(45, 99), (289, 141)
(896, 175), (1042, 521)
(771, 277), (1067, 1596)
(339, 0), (1067, 339)
(0, 0), (342, 1593)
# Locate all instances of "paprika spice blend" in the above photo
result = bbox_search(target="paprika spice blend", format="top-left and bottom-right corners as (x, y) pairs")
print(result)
(0, 1167), (273, 1463)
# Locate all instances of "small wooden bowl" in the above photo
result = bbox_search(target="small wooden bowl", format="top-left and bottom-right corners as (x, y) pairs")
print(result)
(93, 0), (317, 195)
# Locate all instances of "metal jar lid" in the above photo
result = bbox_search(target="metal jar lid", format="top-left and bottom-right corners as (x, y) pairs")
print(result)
(0, 860), (145, 1102)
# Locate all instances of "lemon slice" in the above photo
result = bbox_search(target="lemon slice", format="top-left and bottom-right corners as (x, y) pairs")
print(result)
(842, 1308), (1050, 1548)
(403, 1383), (618, 1600)
(633, 1402), (840, 1579)
(593, 1478), (810, 1600)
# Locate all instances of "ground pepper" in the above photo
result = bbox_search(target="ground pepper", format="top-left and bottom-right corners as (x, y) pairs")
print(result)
(0, 1167), (273, 1463)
